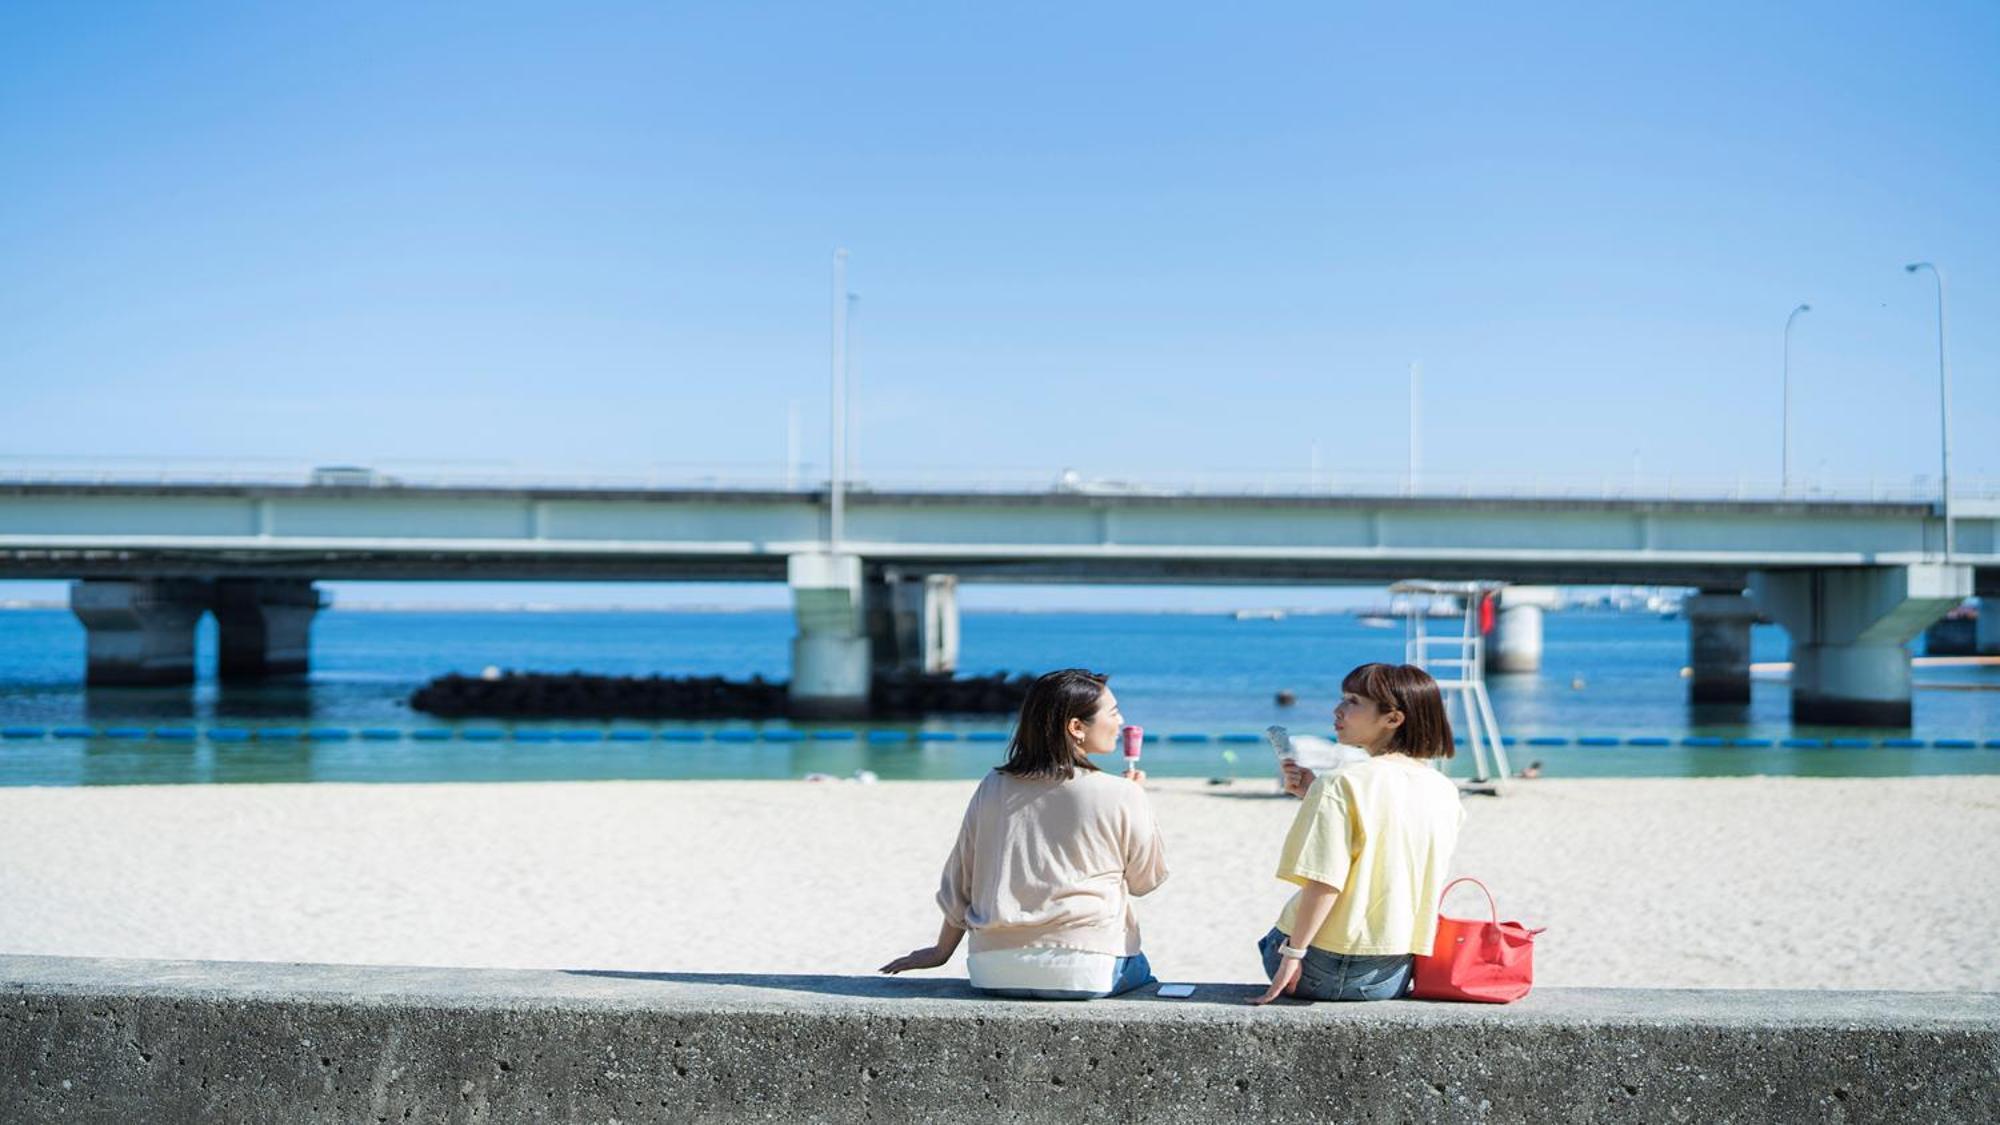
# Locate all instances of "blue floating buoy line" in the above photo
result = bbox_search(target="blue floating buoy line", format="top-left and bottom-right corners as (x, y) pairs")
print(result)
(1, 725), (1994, 749)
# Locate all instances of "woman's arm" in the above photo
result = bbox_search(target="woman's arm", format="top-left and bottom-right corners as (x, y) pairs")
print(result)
(886, 786), (979, 974)
(1249, 879), (1339, 1005)
(879, 920), (966, 974)
(1122, 789), (1169, 896)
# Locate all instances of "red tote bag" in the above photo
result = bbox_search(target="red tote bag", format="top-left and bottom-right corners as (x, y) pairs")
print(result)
(1411, 877), (1544, 1003)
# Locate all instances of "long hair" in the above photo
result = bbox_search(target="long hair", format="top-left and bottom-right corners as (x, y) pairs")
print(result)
(1342, 662), (1454, 758)
(996, 668), (1109, 780)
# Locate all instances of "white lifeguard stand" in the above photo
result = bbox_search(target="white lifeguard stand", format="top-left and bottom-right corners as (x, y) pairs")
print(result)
(1389, 579), (1512, 788)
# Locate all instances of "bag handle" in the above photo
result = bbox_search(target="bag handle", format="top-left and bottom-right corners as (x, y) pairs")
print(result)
(1436, 876), (1499, 923)
(1436, 877), (1549, 936)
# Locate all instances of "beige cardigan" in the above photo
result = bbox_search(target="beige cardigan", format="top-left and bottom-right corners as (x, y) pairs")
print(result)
(936, 768), (1169, 957)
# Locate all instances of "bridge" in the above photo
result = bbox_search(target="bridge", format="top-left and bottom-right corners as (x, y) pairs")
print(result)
(3, 472), (1997, 725)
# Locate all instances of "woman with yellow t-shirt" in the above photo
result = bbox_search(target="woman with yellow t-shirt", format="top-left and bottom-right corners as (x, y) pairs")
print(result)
(1251, 662), (1464, 1004)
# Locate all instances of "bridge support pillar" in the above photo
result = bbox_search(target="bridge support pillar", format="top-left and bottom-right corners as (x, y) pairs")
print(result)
(866, 572), (960, 676)
(789, 554), (871, 718)
(1487, 587), (1554, 674)
(213, 579), (322, 682)
(1979, 599), (2000, 656)
(1686, 592), (1759, 705)
(69, 579), (211, 687)
(1750, 564), (1972, 726)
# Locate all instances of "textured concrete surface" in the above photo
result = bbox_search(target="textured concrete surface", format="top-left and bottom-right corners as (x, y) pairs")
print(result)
(4, 954), (1997, 1123)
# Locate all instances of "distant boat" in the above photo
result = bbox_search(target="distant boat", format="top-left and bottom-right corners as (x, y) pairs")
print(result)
(1357, 615), (1397, 629)
(1233, 609), (1286, 621)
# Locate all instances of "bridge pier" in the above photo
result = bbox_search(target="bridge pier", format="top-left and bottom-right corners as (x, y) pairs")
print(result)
(1486, 587), (1554, 674)
(1751, 564), (1972, 726)
(214, 579), (322, 682)
(788, 554), (871, 717)
(69, 579), (212, 686)
(1686, 592), (1759, 705)
(866, 571), (960, 676)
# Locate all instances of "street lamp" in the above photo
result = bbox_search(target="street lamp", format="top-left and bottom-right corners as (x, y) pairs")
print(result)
(1782, 303), (1810, 495)
(830, 249), (849, 550)
(1905, 262), (1952, 560)
(1407, 361), (1421, 495)
(845, 291), (860, 486)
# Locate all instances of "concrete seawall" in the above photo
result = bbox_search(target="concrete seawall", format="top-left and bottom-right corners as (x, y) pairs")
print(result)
(5, 955), (1996, 1123)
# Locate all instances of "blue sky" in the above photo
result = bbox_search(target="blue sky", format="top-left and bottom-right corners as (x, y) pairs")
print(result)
(2, 2), (1994, 608)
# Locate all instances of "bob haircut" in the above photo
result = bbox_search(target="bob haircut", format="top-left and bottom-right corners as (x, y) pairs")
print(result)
(1341, 662), (1454, 759)
(996, 668), (1110, 780)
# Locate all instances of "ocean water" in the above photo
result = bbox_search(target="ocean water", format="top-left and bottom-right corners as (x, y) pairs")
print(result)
(0, 608), (1995, 786)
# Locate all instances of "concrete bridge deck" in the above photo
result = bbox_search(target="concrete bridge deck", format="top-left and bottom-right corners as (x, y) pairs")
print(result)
(4, 954), (1995, 1123)
(1, 480), (1995, 586)
(4, 480), (1995, 721)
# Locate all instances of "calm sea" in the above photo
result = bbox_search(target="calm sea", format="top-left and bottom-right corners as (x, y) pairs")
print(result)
(1, 608), (1995, 786)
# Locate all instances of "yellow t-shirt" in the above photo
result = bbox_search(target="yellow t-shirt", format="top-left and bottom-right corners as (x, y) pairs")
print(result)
(1274, 753), (1464, 956)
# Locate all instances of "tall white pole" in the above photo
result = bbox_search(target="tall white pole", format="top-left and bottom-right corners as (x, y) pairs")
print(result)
(1906, 262), (1951, 560)
(785, 399), (801, 489)
(830, 249), (848, 550)
(1408, 361), (1422, 495)
(845, 291), (860, 486)
(1783, 303), (1810, 495)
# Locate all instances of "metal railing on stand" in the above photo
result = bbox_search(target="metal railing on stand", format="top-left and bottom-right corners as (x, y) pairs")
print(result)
(1395, 580), (1512, 789)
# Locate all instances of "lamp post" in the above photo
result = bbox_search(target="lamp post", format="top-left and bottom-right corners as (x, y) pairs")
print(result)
(1408, 361), (1421, 495)
(845, 291), (860, 486)
(1905, 262), (1951, 560)
(1782, 303), (1810, 495)
(785, 399), (800, 489)
(830, 249), (849, 550)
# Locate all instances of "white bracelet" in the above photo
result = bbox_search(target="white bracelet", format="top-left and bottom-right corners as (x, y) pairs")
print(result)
(1278, 943), (1310, 961)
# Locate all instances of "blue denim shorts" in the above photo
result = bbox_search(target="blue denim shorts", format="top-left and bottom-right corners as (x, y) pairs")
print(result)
(1257, 928), (1411, 1002)
(972, 952), (1156, 1001)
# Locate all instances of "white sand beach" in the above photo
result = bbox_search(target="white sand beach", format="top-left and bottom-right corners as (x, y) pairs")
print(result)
(2, 776), (1995, 992)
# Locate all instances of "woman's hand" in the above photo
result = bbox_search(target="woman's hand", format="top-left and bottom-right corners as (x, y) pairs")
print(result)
(882, 921), (965, 975)
(1123, 766), (1147, 783)
(879, 944), (952, 974)
(1281, 761), (1316, 797)
(1250, 957), (1302, 1005)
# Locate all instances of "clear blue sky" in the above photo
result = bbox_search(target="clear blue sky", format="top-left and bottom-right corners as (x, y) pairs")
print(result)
(2, 2), (1994, 609)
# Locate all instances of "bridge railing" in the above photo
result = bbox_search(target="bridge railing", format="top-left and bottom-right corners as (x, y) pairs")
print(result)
(0, 457), (1992, 503)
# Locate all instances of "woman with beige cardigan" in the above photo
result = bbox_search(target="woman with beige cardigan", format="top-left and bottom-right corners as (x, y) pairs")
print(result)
(879, 668), (1168, 999)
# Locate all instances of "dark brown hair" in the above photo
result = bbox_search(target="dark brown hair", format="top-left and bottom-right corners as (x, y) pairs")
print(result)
(1342, 662), (1454, 759)
(996, 668), (1109, 780)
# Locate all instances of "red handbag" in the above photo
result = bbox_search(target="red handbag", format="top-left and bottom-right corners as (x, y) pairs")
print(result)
(1410, 877), (1544, 1003)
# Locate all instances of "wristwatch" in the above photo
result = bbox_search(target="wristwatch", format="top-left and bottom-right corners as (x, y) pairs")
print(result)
(1278, 943), (1310, 961)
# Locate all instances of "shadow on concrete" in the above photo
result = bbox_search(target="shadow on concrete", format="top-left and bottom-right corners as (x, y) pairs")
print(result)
(562, 970), (1270, 1007)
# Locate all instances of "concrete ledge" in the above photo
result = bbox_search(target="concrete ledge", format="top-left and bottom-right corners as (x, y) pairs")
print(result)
(4, 955), (1996, 1123)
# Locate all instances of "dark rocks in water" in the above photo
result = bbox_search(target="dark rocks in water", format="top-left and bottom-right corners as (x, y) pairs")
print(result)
(410, 670), (1035, 720)
(870, 673), (1036, 717)
(411, 671), (785, 719)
